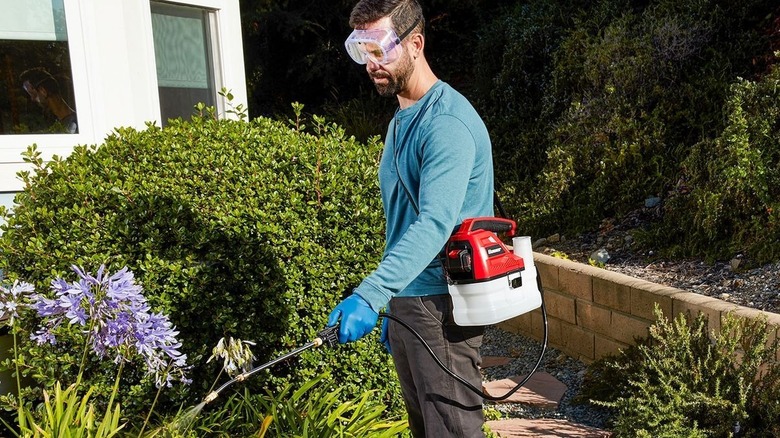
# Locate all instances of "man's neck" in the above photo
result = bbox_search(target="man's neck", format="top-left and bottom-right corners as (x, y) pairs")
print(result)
(397, 62), (438, 110)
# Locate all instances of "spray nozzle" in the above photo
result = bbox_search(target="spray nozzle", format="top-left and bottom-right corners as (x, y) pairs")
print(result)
(315, 325), (339, 348)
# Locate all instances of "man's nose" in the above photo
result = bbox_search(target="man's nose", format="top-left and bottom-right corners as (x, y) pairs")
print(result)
(365, 58), (381, 71)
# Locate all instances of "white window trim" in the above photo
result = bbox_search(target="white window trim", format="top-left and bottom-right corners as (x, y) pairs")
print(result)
(0, 0), (95, 192)
(0, 0), (95, 160)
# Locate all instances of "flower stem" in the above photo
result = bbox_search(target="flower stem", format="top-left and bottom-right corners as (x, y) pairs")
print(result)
(137, 362), (171, 438)
(12, 330), (20, 396)
(75, 321), (96, 388)
(208, 368), (225, 394)
(137, 388), (161, 437)
(12, 328), (25, 431)
(106, 361), (124, 415)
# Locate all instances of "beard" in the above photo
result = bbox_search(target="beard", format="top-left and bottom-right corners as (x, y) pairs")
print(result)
(370, 51), (414, 97)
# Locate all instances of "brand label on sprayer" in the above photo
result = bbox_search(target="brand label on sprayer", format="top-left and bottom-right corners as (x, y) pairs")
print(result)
(487, 245), (504, 256)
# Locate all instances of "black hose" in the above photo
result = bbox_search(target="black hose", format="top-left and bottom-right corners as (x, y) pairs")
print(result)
(380, 274), (548, 401)
(201, 276), (548, 404)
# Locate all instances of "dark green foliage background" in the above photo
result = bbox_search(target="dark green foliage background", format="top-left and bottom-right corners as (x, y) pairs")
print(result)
(240, 0), (780, 264)
(469, 0), (779, 263)
(0, 113), (402, 421)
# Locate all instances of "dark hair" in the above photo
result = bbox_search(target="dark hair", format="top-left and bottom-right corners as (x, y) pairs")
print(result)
(349, 0), (424, 37)
(20, 67), (61, 95)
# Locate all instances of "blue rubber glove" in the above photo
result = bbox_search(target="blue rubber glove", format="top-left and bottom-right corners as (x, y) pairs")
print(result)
(327, 294), (379, 344)
(379, 316), (392, 354)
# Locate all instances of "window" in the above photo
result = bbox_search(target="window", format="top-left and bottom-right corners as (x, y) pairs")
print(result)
(0, 0), (78, 135)
(151, 2), (217, 125)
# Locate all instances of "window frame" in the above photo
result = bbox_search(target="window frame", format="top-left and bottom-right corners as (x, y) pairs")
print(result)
(0, 0), (94, 157)
(150, 1), (222, 124)
(143, 0), (247, 127)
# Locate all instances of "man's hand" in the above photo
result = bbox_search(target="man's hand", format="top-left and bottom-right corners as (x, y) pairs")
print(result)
(327, 294), (379, 344)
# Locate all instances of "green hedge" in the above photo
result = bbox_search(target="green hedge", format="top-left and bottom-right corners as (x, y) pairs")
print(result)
(0, 110), (402, 420)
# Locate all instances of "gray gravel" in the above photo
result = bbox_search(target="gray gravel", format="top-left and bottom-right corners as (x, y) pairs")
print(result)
(480, 325), (613, 430)
(602, 258), (780, 313)
(537, 229), (780, 314)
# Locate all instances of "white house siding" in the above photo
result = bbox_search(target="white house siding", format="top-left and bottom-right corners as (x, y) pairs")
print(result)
(0, 0), (247, 193)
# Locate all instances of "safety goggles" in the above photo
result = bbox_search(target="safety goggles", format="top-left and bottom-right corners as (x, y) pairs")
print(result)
(344, 17), (420, 65)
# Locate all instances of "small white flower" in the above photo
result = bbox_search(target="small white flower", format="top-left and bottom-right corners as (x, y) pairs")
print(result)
(0, 280), (35, 325)
(208, 336), (256, 377)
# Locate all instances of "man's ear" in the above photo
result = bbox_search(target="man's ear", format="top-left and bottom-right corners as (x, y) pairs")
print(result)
(409, 32), (424, 59)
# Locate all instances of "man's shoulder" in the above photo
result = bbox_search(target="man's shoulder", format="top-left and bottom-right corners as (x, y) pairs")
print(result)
(427, 82), (477, 112)
(431, 81), (466, 103)
(424, 83), (484, 129)
(60, 112), (78, 134)
(61, 112), (77, 125)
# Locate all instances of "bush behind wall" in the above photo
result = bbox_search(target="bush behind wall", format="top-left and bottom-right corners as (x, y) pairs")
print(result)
(470, 0), (779, 263)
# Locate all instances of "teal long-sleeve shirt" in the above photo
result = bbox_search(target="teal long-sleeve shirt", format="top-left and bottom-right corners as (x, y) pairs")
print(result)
(355, 80), (494, 312)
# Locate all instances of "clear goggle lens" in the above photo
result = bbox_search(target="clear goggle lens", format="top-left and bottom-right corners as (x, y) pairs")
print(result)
(344, 28), (402, 65)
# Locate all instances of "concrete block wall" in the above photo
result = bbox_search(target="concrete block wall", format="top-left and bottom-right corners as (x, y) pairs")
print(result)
(498, 253), (780, 363)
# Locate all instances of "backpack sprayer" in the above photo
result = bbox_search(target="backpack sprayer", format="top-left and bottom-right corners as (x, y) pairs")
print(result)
(200, 217), (548, 406)
(444, 217), (543, 326)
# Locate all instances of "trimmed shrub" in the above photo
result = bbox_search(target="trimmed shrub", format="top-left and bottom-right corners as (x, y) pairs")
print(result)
(0, 109), (402, 420)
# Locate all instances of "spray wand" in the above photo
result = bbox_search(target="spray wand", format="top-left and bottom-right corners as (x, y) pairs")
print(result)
(201, 325), (340, 405)
(201, 273), (547, 405)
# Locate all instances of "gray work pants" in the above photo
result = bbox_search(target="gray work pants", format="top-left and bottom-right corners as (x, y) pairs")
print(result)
(388, 295), (486, 438)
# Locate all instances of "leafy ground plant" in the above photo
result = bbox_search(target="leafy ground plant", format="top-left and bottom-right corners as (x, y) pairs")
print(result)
(253, 374), (407, 438)
(579, 305), (780, 437)
(168, 373), (408, 438)
(141, 335), (409, 437)
(15, 382), (123, 438)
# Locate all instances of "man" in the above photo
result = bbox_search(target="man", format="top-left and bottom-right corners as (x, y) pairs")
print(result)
(20, 67), (78, 134)
(327, 1), (494, 436)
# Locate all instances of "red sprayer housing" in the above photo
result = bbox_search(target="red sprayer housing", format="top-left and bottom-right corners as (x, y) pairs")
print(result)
(444, 217), (525, 284)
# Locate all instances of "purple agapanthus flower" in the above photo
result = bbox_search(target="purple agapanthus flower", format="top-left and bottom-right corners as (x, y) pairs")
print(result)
(31, 265), (189, 386)
(31, 328), (56, 345)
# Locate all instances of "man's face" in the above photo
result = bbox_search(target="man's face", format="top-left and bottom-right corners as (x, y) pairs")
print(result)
(362, 17), (415, 98)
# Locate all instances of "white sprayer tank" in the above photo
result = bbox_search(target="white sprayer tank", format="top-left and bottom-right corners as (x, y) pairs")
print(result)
(449, 236), (543, 326)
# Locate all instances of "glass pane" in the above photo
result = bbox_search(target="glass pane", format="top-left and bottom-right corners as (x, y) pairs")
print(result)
(0, 0), (77, 135)
(0, 0), (68, 41)
(151, 2), (215, 124)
